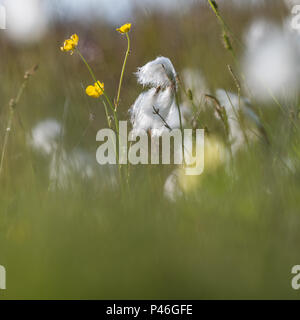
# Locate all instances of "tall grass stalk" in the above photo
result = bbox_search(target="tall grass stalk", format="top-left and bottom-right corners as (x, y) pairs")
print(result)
(115, 33), (130, 110)
(227, 65), (250, 148)
(114, 32), (131, 186)
(0, 66), (38, 178)
(207, 0), (244, 49)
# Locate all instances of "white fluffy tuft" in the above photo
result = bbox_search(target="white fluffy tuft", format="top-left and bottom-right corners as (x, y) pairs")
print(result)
(135, 56), (177, 88)
(29, 119), (62, 155)
(129, 87), (175, 136)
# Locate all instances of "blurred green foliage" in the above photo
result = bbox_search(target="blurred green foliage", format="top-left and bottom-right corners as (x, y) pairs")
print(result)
(0, 2), (300, 299)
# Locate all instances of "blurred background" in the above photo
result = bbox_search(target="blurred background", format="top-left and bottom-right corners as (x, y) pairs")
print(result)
(0, 0), (300, 299)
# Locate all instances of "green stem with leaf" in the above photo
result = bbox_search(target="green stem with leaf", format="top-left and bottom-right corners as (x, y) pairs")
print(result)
(76, 48), (119, 134)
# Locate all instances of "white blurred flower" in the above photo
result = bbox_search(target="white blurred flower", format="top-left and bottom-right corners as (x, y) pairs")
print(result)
(216, 90), (248, 154)
(284, 0), (300, 9)
(135, 56), (177, 89)
(180, 68), (209, 106)
(243, 19), (300, 103)
(50, 150), (118, 191)
(29, 120), (117, 190)
(49, 148), (118, 190)
(216, 89), (264, 154)
(244, 20), (274, 51)
(4, 0), (48, 43)
(29, 119), (62, 155)
(49, 149), (95, 190)
(163, 169), (183, 202)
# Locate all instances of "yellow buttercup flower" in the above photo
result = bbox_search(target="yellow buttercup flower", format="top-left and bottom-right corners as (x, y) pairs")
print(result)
(60, 34), (79, 55)
(86, 81), (105, 98)
(70, 34), (79, 46)
(116, 23), (131, 34)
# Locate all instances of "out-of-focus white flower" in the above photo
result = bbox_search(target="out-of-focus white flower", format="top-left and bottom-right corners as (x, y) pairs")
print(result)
(284, 0), (300, 9)
(49, 149), (95, 190)
(216, 90), (248, 154)
(4, 0), (48, 44)
(49, 148), (118, 190)
(180, 68), (209, 106)
(163, 169), (183, 202)
(29, 119), (61, 155)
(29, 120), (117, 190)
(216, 89), (264, 154)
(135, 56), (177, 88)
(243, 19), (300, 103)
(244, 20), (273, 51)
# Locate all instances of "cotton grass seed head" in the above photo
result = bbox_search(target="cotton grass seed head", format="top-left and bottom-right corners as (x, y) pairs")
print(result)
(135, 56), (177, 89)
(129, 87), (175, 136)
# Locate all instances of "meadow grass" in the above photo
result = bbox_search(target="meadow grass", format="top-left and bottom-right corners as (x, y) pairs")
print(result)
(0, 2), (300, 299)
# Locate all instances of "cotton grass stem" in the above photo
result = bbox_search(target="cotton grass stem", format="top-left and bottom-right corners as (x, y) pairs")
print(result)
(161, 64), (185, 165)
(174, 91), (185, 166)
(207, 0), (244, 49)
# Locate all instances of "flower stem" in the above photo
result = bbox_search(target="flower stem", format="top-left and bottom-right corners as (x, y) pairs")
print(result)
(0, 79), (29, 177)
(115, 33), (130, 110)
(76, 48), (119, 134)
(75, 48), (122, 181)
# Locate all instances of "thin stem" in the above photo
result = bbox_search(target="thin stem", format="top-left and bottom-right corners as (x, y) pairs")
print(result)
(75, 48), (122, 181)
(152, 106), (172, 131)
(207, 0), (244, 49)
(0, 79), (29, 177)
(102, 101), (111, 129)
(52, 98), (69, 189)
(174, 91), (185, 166)
(176, 74), (199, 116)
(115, 33), (130, 110)
(0, 109), (13, 176)
(76, 48), (119, 133)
